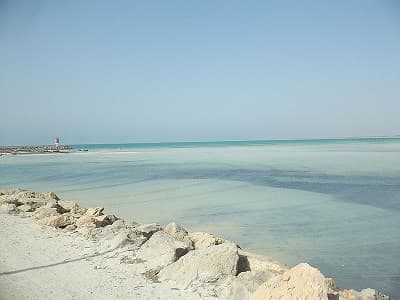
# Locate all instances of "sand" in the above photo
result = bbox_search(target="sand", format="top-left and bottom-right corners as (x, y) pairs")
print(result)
(0, 212), (206, 300)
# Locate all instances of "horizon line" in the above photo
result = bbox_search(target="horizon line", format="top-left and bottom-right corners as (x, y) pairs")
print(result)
(3, 135), (400, 147)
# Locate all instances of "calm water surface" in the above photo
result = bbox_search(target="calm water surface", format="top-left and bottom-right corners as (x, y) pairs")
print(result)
(1, 138), (399, 297)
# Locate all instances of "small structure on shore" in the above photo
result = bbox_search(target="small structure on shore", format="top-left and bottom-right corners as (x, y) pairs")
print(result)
(0, 140), (72, 155)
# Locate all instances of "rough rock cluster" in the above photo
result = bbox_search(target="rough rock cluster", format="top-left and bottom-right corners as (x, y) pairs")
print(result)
(0, 189), (393, 300)
(0, 145), (71, 154)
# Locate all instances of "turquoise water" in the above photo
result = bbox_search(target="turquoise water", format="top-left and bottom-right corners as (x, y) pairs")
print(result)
(1, 138), (400, 297)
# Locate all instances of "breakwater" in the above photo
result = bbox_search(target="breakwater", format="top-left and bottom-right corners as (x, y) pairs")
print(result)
(0, 145), (72, 154)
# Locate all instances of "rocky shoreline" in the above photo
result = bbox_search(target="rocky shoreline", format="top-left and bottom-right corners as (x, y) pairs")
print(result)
(0, 189), (393, 300)
(0, 145), (72, 155)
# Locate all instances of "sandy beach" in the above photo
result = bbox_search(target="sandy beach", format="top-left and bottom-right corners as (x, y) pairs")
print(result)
(0, 189), (394, 300)
(0, 213), (205, 300)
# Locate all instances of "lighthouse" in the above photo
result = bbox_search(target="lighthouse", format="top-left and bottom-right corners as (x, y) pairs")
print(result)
(54, 137), (60, 148)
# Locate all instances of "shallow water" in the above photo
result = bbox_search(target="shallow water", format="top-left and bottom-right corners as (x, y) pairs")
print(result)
(1, 138), (399, 297)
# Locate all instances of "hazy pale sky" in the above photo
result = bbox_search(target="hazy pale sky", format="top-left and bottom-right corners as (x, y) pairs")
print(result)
(1, 1), (399, 145)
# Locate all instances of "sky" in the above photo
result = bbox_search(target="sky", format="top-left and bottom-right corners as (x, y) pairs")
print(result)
(0, 1), (399, 145)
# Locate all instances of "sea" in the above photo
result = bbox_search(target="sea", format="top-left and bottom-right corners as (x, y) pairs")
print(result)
(1, 138), (399, 297)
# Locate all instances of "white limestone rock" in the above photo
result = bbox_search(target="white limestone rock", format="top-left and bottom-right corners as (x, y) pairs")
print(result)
(0, 203), (17, 213)
(339, 288), (392, 300)
(136, 223), (162, 238)
(238, 249), (288, 274)
(250, 263), (329, 300)
(159, 242), (239, 290)
(188, 231), (225, 249)
(137, 230), (189, 268)
(37, 215), (76, 228)
(217, 275), (252, 300)
(85, 207), (104, 217)
(164, 222), (193, 249)
(99, 231), (134, 251)
(33, 207), (60, 220)
(58, 200), (87, 214)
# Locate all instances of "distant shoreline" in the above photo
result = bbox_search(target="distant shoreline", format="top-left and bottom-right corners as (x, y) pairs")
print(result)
(0, 145), (72, 155)
(3, 136), (400, 148)
(2, 137), (400, 155)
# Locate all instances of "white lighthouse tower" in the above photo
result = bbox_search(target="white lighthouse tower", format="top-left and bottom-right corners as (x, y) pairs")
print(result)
(54, 137), (60, 148)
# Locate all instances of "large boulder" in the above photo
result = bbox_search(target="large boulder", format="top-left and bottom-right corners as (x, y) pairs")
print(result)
(37, 215), (76, 228)
(159, 242), (239, 290)
(164, 222), (193, 249)
(211, 250), (284, 300)
(188, 231), (225, 249)
(136, 230), (189, 268)
(250, 263), (329, 300)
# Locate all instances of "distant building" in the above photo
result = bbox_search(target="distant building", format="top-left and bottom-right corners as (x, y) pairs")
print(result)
(54, 137), (60, 147)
